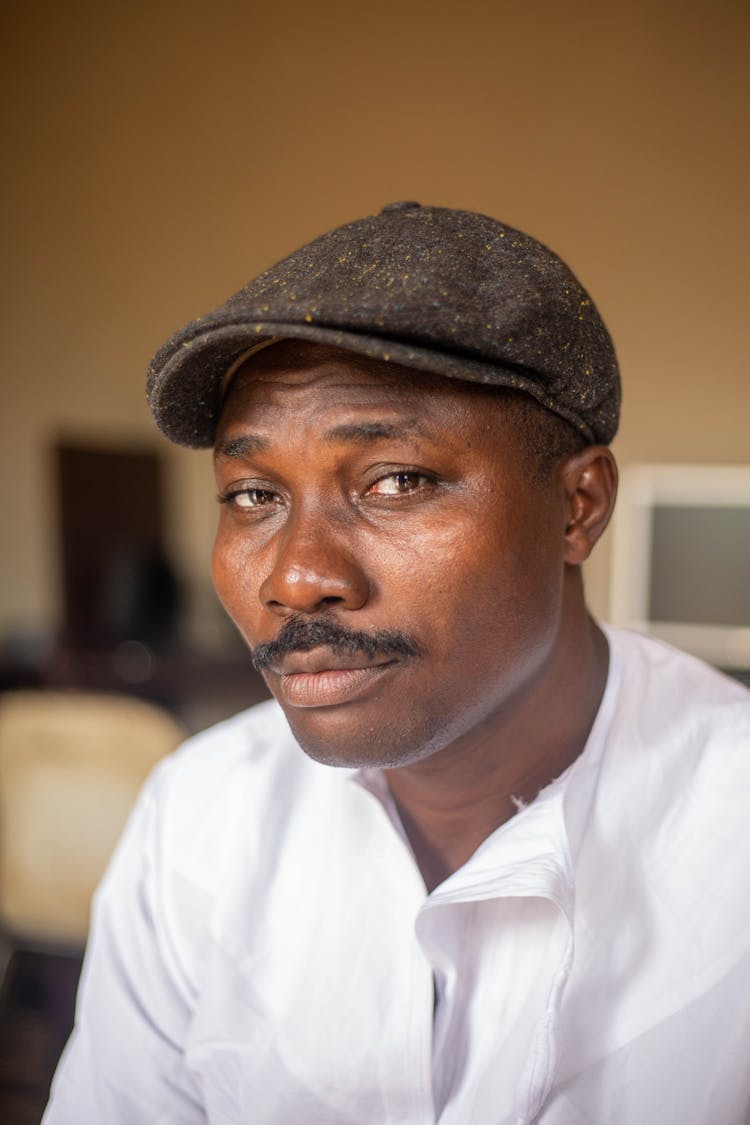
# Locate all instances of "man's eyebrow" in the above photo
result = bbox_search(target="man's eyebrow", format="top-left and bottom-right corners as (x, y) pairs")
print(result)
(214, 433), (270, 460)
(322, 419), (426, 444)
(215, 418), (427, 459)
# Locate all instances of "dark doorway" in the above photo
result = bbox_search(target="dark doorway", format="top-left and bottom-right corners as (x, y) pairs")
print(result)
(55, 442), (179, 652)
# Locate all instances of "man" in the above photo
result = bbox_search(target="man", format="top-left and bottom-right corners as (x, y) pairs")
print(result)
(45, 203), (750, 1123)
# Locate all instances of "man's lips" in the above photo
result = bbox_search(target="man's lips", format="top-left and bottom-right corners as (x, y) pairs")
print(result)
(271, 647), (394, 676)
(265, 646), (399, 707)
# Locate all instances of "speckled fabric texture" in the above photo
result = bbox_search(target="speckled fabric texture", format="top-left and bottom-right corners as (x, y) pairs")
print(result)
(147, 202), (620, 448)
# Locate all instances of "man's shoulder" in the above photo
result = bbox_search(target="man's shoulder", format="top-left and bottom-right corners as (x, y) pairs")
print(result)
(168, 696), (298, 776)
(594, 626), (750, 843)
(606, 624), (750, 730)
(121, 698), (360, 935)
(152, 696), (335, 814)
(141, 699), (341, 869)
(592, 626), (750, 831)
(568, 629), (750, 1057)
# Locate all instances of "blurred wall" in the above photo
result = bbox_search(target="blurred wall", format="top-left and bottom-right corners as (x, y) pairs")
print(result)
(2, 0), (748, 646)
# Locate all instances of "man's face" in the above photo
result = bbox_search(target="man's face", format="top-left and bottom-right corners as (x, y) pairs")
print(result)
(212, 343), (570, 770)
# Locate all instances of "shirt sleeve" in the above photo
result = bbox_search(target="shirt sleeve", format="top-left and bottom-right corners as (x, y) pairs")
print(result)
(42, 762), (207, 1125)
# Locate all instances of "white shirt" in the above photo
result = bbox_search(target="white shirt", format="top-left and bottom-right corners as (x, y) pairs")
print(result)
(44, 627), (750, 1124)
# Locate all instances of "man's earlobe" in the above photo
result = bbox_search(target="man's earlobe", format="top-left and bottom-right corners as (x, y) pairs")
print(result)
(561, 446), (618, 565)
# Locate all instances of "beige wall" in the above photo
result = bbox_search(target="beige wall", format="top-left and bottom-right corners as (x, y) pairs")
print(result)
(2, 0), (748, 643)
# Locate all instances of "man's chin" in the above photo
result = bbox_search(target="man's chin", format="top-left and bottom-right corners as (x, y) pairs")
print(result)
(277, 702), (434, 771)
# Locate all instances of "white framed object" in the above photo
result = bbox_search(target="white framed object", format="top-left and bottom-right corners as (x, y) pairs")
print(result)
(609, 463), (750, 669)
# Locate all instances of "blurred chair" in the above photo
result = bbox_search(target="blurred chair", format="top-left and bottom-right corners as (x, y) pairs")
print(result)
(0, 690), (184, 962)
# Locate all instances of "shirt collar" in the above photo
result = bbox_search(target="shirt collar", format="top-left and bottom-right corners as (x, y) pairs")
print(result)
(349, 628), (621, 915)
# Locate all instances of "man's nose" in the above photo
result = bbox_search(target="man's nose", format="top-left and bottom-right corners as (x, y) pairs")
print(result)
(259, 510), (370, 616)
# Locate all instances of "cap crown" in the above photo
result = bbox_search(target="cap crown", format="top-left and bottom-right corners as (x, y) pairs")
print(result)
(147, 204), (620, 447)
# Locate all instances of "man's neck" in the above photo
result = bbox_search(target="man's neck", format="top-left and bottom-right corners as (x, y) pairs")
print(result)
(384, 603), (610, 893)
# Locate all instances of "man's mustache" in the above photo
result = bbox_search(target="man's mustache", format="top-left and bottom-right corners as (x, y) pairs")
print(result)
(251, 614), (421, 672)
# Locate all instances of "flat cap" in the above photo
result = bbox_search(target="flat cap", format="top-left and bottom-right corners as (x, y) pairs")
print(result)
(147, 202), (620, 447)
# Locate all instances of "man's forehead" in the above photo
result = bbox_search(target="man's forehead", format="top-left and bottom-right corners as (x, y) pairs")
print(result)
(221, 340), (500, 418)
(214, 341), (507, 455)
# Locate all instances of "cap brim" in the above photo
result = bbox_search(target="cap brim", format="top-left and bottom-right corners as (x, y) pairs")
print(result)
(146, 319), (597, 448)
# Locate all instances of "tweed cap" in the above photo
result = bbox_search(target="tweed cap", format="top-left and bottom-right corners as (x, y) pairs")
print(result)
(147, 202), (620, 447)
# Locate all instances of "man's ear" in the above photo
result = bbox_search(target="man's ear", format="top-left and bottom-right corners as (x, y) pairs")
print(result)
(560, 445), (618, 565)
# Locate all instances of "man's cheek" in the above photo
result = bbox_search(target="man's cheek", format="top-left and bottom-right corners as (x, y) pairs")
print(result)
(213, 552), (262, 625)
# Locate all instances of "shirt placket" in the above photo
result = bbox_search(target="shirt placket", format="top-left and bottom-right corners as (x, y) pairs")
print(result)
(417, 789), (576, 1125)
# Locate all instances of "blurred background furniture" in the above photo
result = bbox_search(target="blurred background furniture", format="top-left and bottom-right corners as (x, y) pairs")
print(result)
(0, 689), (184, 1123)
(0, 689), (184, 956)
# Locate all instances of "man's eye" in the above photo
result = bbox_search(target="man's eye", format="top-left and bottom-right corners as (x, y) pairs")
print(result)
(223, 487), (279, 509)
(368, 471), (430, 496)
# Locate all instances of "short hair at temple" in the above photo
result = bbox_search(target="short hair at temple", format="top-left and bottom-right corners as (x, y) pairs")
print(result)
(461, 382), (588, 485)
